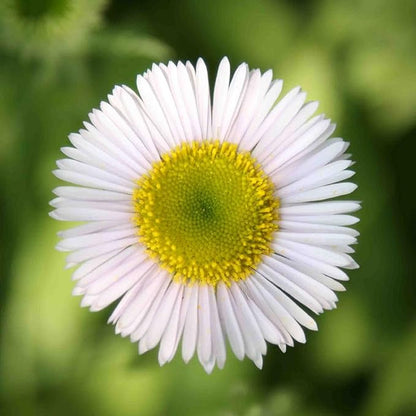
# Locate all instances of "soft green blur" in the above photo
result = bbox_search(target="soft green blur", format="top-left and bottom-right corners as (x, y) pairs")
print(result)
(0, 0), (415, 415)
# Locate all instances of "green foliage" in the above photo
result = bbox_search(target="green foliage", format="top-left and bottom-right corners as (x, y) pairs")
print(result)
(0, 0), (415, 415)
(0, 0), (107, 59)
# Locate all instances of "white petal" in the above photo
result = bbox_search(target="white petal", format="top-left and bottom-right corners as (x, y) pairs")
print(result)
(113, 268), (170, 336)
(249, 86), (301, 153)
(278, 123), (337, 171)
(263, 118), (332, 174)
(276, 231), (357, 246)
(57, 226), (136, 251)
(66, 237), (138, 265)
(107, 273), (147, 324)
(195, 58), (212, 139)
(229, 282), (266, 365)
(52, 170), (132, 195)
(182, 284), (199, 363)
(245, 294), (286, 345)
(100, 101), (154, 166)
(279, 201), (361, 216)
(71, 247), (125, 282)
(278, 160), (353, 198)
(257, 280), (316, 335)
(264, 254), (338, 308)
(156, 283), (185, 365)
(207, 286), (226, 369)
(253, 91), (307, 160)
(257, 262), (323, 314)
(283, 182), (357, 203)
(112, 85), (163, 158)
(279, 220), (359, 237)
(89, 109), (148, 170)
(116, 269), (168, 332)
(50, 206), (132, 222)
(167, 283), (193, 362)
(280, 213), (359, 226)
(158, 284), (185, 365)
(252, 275), (306, 343)
(228, 69), (265, 144)
(80, 121), (146, 175)
(51, 198), (134, 214)
(274, 238), (355, 266)
(136, 74), (177, 149)
(216, 282), (245, 360)
(91, 259), (155, 311)
(177, 61), (203, 141)
(219, 63), (249, 140)
(145, 64), (185, 145)
(53, 186), (130, 202)
(273, 242), (349, 281)
(164, 62), (195, 143)
(57, 221), (126, 239)
(212, 57), (231, 139)
(277, 257), (347, 292)
(84, 250), (148, 295)
(274, 139), (348, 187)
(240, 78), (283, 150)
(61, 141), (138, 181)
(128, 273), (171, 341)
(197, 284), (212, 367)
(244, 277), (293, 345)
(74, 245), (138, 286)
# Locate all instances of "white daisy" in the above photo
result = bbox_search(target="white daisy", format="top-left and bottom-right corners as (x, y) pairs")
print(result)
(50, 57), (360, 373)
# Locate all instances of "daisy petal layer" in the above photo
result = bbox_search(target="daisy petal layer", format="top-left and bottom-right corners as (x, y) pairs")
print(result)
(51, 57), (359, 373)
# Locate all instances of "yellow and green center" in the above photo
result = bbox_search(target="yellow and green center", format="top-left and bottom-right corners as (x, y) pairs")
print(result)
(133, 141), (279, 286)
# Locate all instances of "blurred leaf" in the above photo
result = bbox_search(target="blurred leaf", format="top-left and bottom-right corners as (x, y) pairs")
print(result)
(363, 322), (416, 416)
(77, 338), (168, 416)
(0, 90), (17, 164)
(0, 219), (91, 410)
(0, 0), (108, 60)
(313, 0), (416, 137)
(184, 0), (297, 68)
(278, 44), (343, 123)
(158, 352), (258, 416)
(91, 29), (173, 61)
(310, 296), (374, 379)
(347, 45), (416, 137)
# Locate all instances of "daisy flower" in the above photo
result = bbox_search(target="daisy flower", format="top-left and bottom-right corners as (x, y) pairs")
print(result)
(50, 57), (360, 373)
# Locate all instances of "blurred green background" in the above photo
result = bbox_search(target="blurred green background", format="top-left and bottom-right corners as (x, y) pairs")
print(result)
(0, 0), (415, 415)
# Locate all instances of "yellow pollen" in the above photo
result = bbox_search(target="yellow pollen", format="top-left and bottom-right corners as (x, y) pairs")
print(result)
(133, 141), (279, 287)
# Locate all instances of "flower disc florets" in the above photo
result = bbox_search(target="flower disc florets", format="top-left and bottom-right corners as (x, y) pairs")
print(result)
(133, 141), (279, 286)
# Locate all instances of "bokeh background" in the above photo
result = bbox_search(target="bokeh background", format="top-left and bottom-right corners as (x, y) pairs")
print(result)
(0, 0), (415, 415)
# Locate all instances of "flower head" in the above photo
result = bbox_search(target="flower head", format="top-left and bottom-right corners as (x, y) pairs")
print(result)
(50, 57), (359, 373)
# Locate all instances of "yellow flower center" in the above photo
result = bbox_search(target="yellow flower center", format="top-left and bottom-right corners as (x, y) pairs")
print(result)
(133, 141), (279, 286)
